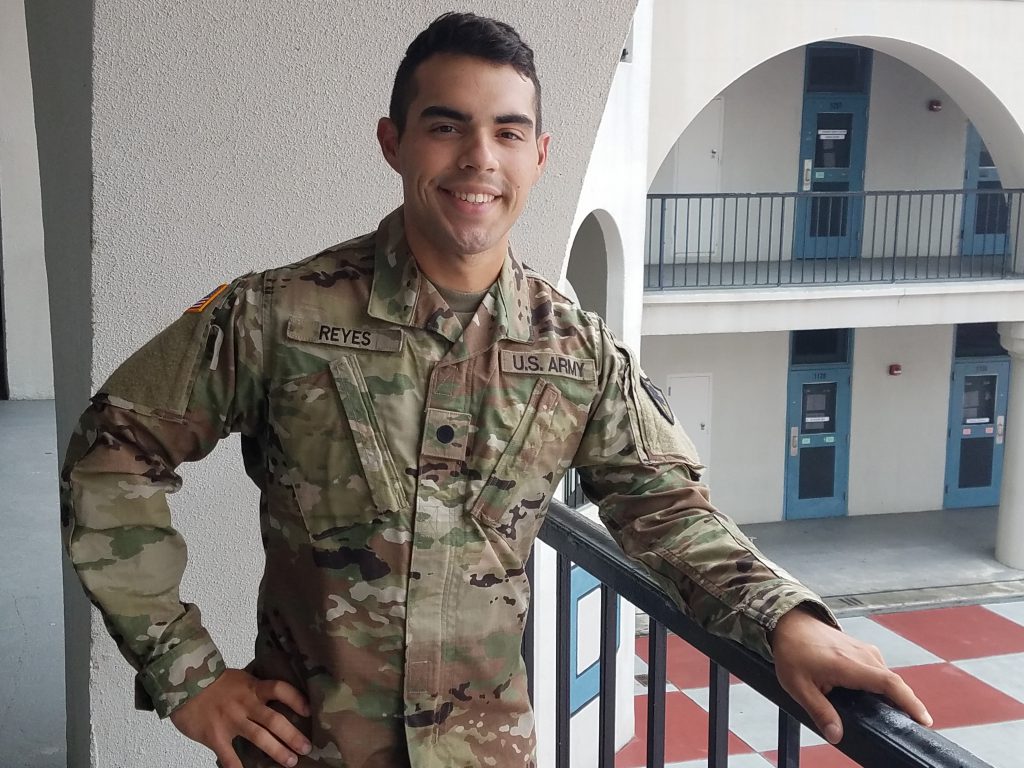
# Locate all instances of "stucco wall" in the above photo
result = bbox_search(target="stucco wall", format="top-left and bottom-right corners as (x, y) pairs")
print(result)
(849, 325), (953, 515)
(0, 0), (53, 399)
(31, 1), (640, 765)
(640, 332), (791, 524)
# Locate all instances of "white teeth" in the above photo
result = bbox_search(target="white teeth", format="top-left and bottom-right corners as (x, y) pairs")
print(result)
(451, 190), (495, 204)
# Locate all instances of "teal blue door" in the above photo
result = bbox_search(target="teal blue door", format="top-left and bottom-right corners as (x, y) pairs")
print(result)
(962, 123), (1009, 257)
(944, 358), (1010, 508)
(785, 367), (852, 518)
(794, 94), (869, 259)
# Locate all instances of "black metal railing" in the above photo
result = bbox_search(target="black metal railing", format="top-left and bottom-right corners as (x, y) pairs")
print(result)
(527, 500), (993, 768)
(645, 188), (1024, 289)
(561, 468), (588, 509)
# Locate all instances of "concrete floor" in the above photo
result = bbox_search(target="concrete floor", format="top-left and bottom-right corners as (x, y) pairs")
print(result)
(4, 399), (1023, 766)
(742, 508), (1024, 616)
(0, 400), (66, 768)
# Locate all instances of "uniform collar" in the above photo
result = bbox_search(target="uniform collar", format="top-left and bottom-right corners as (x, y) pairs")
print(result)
(367, 207), (533, 344)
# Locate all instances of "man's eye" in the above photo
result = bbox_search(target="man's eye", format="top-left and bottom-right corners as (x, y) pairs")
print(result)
(432, 125), (457, 134)
(500, 131), (524, 141)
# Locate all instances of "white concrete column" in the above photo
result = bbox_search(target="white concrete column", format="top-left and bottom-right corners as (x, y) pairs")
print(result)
(996, 322), (1024, 569)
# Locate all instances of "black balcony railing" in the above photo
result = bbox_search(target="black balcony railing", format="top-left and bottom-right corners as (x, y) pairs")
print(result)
(561, 468), (588, 509)
(527, 500), (993, 768)
(645, 189), (1024, 290)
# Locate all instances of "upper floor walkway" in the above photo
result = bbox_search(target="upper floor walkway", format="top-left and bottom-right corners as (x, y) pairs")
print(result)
(645, 189), (1024, 291)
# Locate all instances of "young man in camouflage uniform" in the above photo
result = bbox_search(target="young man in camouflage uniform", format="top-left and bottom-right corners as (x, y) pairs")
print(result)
(61, 12), (932, 768)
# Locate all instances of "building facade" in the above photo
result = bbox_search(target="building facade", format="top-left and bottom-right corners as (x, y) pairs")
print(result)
(570, 0), (1024, 568)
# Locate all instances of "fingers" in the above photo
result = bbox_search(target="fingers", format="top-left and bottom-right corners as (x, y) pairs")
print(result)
(211, 738), (243, 768)
(258, 679), (311, 718)
(251, 704), (313, 759)
(242, 720), (302, 768)
(789, 680), (844, 744)
(170, 670), (314, 767)
(838, 664), (934, 728)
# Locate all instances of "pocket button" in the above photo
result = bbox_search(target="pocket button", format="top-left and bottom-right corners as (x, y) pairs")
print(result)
(436, 424), (455, 444)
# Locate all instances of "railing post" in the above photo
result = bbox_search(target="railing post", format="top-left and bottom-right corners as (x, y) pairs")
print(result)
(555, 553), (571, 768)
(646, 620), (667, 768)
(777, 710), (802, 768)
(598, 584), (617, 768)
(708, 660), (730, 768)
(658, 197), (667, 290)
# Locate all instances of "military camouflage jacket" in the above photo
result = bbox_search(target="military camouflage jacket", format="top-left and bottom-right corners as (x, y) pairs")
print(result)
(62, 208), (832, 767)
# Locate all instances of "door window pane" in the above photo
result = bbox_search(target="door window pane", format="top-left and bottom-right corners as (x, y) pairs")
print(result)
(799, 446), (836, 498)
(955, 324), (1005, 358)
(806, 47), (870, 93)
(802, 382), (837, 434)
(791, 329), (850, 365)
(959, 437), (994, 489)
(814, 113), (853, 168)
(962, 375), (996, 425)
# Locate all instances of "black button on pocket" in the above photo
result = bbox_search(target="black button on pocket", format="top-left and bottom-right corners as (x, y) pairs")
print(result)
(436, 424), (455, 444)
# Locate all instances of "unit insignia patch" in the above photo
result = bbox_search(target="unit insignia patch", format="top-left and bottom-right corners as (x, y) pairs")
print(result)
(640, 375), (675, 425)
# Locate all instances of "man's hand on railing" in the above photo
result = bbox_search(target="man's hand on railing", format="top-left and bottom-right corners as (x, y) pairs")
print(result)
(769, 605), (934, 746)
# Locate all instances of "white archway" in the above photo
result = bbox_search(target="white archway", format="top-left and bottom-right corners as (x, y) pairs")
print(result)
(649, 2), (1024, 190)
(565, 209), (625, 323)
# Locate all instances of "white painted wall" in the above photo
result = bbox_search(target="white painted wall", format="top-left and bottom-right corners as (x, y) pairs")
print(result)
(640, 332), (791, 524)
(570, 0), (653, 347)
(864, 53), (967, 193)
(32, 1), (640, 765)
(849, 325), (952, 515)
(0, 0), (53, 399)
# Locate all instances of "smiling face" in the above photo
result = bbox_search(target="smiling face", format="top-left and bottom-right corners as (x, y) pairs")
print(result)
(377, 53), (550, 290)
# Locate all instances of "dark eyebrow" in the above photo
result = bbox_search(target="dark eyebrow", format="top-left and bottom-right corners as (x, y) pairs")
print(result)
(419, 105), (534, 130)
(420, 105), (470, 123)
(495, 113), (535, 129)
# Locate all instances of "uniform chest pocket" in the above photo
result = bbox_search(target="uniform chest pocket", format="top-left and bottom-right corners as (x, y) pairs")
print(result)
(470, 380), (580, 537)
(270, 356), (408, 541)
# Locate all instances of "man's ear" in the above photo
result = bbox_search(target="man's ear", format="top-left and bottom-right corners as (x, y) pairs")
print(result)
(535, 132), (552, 179)
(377, 117), (401, 172)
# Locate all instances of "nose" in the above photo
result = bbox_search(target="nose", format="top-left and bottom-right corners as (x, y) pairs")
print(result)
(458, 130), (498, 172)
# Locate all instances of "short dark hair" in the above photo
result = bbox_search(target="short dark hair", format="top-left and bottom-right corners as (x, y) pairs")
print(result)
(389, 12), (542, 136)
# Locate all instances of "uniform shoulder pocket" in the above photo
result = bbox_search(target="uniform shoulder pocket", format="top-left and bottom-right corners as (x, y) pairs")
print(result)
(98, 281), (241, 421)
(613, 341), (703, 471)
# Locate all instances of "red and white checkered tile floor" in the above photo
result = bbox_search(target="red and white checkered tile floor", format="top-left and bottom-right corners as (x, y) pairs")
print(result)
(616, 600), (1024, 768)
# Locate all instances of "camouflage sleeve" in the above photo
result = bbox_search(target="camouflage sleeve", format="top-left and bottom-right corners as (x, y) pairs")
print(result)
(60, 275), (265, 717)
(573, 321), (837, 661)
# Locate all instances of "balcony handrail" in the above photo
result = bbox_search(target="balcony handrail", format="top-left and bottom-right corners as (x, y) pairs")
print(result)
(644, 187), (1024, 290)
(649, 188), (1024, 199)
(537, 499), (993, 768)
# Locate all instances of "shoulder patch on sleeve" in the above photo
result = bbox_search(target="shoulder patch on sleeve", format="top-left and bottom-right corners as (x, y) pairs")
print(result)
(640, 375), (674, 425)
(185, 284), (230, 314)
